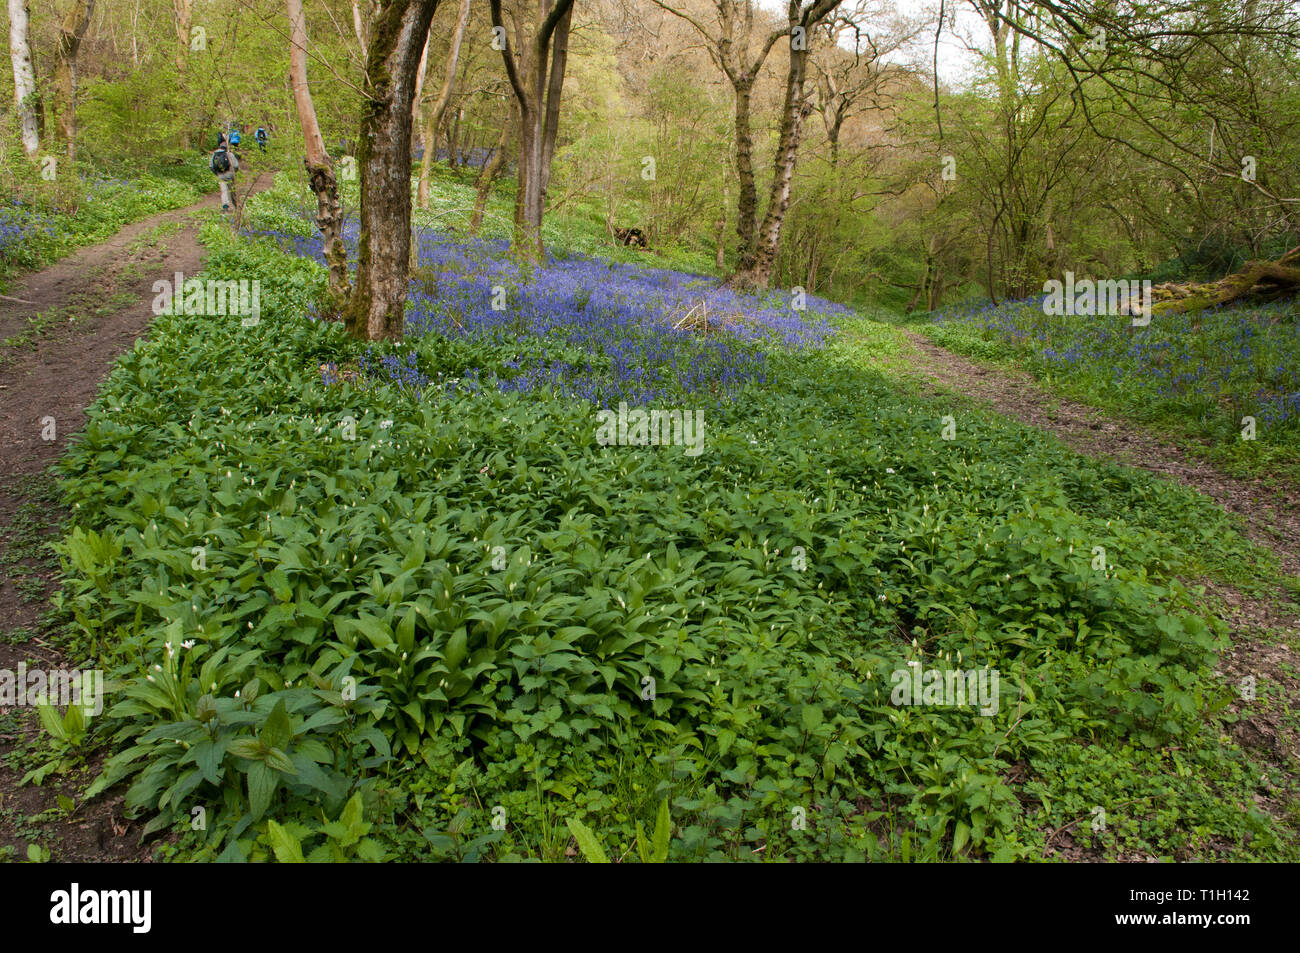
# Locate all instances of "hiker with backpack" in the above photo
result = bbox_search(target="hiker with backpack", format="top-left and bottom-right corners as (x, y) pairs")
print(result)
(210, 134), (240, 211)
(255, 127), (268, 152)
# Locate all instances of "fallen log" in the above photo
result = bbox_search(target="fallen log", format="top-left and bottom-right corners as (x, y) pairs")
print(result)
(1153, 245), (1300, 315)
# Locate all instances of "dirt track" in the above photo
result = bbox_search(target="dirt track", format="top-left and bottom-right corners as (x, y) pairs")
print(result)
(0, 173), (268, 862)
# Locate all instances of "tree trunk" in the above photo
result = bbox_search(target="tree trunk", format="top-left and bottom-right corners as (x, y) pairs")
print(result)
(411, 27), (430, 152)
(344, 0), (442, 341)
(515, 105), (542, 256)
(490, 0), (576, 262)
(53, 0), (95, 164)
(289, 0), (350, 308)
(1152, 245), (1300, 316)
(173, 0), (193, 150)
(352, 1), (368, 59)
(448, 109), (462, 167)
(731, 81), (759, 271)
(537, 4), (571, 199)
(470, 109), (512, 234)
(417, 0), (471, 208)
(7, 0), (39, 156)
(716, 178), (728, 270)
(729, 26), (812, 289)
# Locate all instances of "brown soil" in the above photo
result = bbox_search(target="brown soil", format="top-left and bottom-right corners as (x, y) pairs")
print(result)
(0, 174), (268, 862)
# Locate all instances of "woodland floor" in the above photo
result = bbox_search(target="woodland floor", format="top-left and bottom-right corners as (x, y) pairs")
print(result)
(0, 198), (1295, 860)
(0, 174), (268, 862)
(890, 327), (1300, 858)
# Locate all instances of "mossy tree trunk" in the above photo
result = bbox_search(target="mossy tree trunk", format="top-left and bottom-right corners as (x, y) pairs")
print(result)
(53, 0), (95, 164)
(345, 0), (442, 341)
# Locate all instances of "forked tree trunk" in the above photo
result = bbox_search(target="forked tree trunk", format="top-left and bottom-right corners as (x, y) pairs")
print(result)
(288, 0), (350, 308)
(8, 0), (39, 156)
(345, 0), (442, 340)
(728, 2), (838, 290)
(729, 71), (808, 288)
(490, 0), (575, 262)
(470, 109), (512, 233)
(54, 0), (95, 164)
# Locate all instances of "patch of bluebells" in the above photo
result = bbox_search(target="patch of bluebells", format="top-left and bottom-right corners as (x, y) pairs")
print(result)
(246, 219), (359, 265)
(415, 146), (501, 170)
(256, 223), (843, 405)
(932, 296), (1300, 427)
(83, 175), (134, 195)
(357, 349), (430, 393)
(0, 204), (55, 266)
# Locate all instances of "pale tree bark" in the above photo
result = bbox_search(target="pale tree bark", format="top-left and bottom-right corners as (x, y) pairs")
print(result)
(649, 1), (791, 274)
(352, 0), (386, 60)
(410, 26), (431, 154)
(489, 0), (576, 262)
(288, 0), (350, 308)
(352, 1), (368, 58)
(728, 0), (841, 290)
(345, 0), (442, 341)
(53, 0), (95, 164)
(418, 0), (472, 208)
(7, 0), (39, 156)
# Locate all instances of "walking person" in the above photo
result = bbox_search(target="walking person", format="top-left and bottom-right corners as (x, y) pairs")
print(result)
(210, 133), (240, 212)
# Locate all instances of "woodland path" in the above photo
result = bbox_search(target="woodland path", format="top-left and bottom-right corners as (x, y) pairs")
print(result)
(896, 328), (1300, 578)
(0, 172), (269, 861)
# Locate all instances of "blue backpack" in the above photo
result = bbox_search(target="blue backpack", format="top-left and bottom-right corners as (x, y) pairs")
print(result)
(229, 130), (242, 146)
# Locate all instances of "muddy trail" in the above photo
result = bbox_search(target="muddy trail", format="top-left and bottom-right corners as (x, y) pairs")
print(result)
(0, 173), (268, 862)
(899, 329), (1300, 580)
